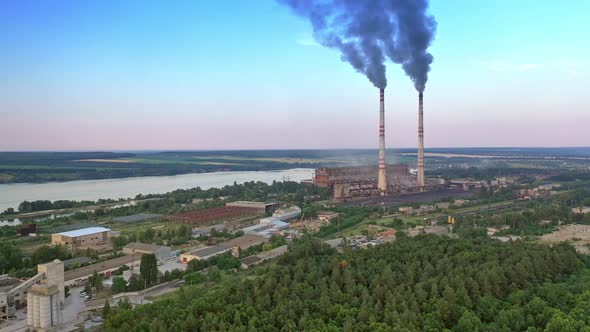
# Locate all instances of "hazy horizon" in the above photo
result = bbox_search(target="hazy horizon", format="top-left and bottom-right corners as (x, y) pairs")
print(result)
(2, 146), (590, 153)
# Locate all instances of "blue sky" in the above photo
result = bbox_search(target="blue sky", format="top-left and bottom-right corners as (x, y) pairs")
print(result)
(0, 0), (588, 150)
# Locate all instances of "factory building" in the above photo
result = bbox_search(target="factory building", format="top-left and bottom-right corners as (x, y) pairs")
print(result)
(51, 227), (111, 250)
(166, 206), (261, 226)
(123, 243), (172, 261)
(272, 206), (301, 221)
(64, 255), (141, 286)
(1, 261), (65, 329)
(27, 260), (65, 331)
(180, 246), (230, 263)
(1, 277), (25, 322)
(225, 201), (280, 214)
(180, 234), (270, 263)
(313, 165), (416, 199)
(220, 234), (269, 255)
(240, 245), (289, 269)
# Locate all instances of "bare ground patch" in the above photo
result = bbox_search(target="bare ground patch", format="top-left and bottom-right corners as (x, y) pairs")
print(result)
(539, 224), (590, 254)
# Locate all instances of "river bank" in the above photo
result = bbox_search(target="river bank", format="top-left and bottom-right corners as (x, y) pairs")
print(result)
(0, 168), (314, 221)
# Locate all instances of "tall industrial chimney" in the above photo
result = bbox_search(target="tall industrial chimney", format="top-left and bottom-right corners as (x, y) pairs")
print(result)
(378, 88), (387, 194)
(417, 92), (425, 190)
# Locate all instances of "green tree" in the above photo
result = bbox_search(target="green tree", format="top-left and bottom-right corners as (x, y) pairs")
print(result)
(139, 254), (158, 288)
(127, 274), (143, 291)
(89, 271), (104, 292)
(111, 276), (127, 294)
(102, 300), (111, 319)
(454, 310), (482, 332)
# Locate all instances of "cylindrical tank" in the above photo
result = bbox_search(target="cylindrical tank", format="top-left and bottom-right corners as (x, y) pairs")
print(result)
(39, 296), (51, 329)
(33, 294), (41, 328)
(27, 292), (34, 326)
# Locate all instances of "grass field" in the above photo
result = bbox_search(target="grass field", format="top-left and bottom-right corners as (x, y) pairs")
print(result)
(193, 156), (346, 164)
(76, 159), (137, 163)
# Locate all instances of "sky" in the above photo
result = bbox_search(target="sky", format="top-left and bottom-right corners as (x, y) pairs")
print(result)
(0, 0), (588, 151)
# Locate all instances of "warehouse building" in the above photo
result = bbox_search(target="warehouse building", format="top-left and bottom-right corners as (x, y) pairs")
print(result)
(166, 206), (261, 226)
(240, 245), (289, 269)
(123, 243), (172, 261)
(51, 227), (111, 250)
(243, 219), (290, 238)
(180, 246), (229, 263)
(272, 206), (301, 221)
(180, 234), (270, 263)
(225, 201), (280, 214)
(219, 234), (269, 255)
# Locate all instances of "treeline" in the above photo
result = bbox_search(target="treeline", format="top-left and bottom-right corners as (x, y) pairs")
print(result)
(104, 235), (585, 331)
(428, 166), (551, 180)
(3, 180), (327, 218)
(0, 151), (323, 184)
(138, 180), (328, 205)
(0, 243), (74, 277)
(111, 224), (193, 249)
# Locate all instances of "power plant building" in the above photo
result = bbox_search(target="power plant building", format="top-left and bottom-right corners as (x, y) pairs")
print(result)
(314, 164), (416, 199)
(225, 201), (280, 214)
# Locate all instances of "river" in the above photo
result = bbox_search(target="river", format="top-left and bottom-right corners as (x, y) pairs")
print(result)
(0, 168), (314, 225)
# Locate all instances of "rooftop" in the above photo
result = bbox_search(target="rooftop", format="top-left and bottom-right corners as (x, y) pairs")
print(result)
(64, 254), (139, 281)
(226, 201), (278, 208)
(124, 242), (170, 252)
(186, 245), (229, 258)
(56, 227), (111, 238)
(62, 256), (92, 267)
(0, 277), (22, 293)
(240, 256), (262, 266)
(219, 234), (268, 249)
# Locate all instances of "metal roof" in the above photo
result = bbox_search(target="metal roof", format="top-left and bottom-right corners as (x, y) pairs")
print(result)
(62, 256), (93, 267)
(186, 245), (229, 258)
(56, 227), (111, 238)
(124, 242), (169, 253)
(219, 234), (268, 249)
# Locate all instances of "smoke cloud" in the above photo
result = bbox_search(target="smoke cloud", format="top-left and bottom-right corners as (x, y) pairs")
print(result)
(279, 0), (436, 92)
(387, 0), (437, 92)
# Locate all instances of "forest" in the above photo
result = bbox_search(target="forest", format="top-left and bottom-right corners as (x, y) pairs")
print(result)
(104, 235), (589, 331)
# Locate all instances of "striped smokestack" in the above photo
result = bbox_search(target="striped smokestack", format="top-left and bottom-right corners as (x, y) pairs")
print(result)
(417, 92), (425, 190)
(378, 88), (387, 194)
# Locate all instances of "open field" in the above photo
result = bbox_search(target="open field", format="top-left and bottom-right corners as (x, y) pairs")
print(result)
(193, 156), (346, 164)
(539, 224), (590, 254)
(76, 158), (137, 163)
(401, 152), (509, 159)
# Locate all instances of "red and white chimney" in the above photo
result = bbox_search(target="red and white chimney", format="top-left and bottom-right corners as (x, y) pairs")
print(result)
(417, 92), (425, 190)
(378, 88), (387, 194)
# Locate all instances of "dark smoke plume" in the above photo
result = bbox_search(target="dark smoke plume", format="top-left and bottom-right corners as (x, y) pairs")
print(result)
(386, 0), (437, 92)
(279, 0), (436, 92)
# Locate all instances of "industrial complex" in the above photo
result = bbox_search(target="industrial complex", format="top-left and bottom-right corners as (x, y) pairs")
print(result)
(311, 89), (435, 201)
